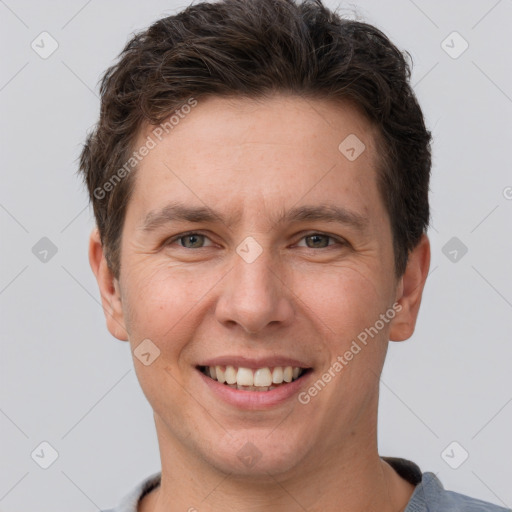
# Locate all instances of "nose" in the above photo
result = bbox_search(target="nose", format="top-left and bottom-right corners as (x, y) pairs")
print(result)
(215, 245), (295, 336)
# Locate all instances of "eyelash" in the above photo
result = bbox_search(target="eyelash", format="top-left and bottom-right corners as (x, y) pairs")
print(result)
(164, 231), (346, 250)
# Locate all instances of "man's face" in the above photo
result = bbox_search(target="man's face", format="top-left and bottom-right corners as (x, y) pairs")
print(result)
(106, 95), (404, 476)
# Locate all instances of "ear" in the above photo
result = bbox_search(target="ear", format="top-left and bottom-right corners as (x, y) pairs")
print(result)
(389, 234), (430, 342)
(88, 228), (129, 341)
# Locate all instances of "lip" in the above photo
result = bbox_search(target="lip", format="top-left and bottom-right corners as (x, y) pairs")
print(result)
(197, 367), (313, 410)
(198, 356), (311, 369)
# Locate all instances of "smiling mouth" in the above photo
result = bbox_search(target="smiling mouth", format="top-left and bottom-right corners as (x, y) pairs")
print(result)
(198, 365), (311, 391)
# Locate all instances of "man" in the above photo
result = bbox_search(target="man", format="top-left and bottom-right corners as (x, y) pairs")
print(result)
(79, 0), (508, 510)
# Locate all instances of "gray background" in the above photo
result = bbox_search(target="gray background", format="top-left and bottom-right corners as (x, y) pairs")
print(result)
(1, 0), (511, 510)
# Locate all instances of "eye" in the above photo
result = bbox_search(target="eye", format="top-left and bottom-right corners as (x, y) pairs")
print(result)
(296, 233), (344, 249)
(165, 231), (214, 249)
(164, 231), (346, 250)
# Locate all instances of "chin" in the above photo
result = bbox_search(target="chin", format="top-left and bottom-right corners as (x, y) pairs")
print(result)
(202, 429), (313, 479)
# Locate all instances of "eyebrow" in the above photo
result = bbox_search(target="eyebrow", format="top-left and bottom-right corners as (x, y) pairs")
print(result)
(140, 201), (369, 233)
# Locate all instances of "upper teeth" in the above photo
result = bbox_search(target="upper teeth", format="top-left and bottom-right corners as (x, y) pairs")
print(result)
(204, 365), (303, 387)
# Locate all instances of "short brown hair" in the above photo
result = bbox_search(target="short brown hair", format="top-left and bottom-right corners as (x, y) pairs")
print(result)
(79, 0), (432, 278)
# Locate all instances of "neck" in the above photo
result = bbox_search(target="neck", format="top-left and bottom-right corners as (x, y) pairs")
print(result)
(139, 418), (414, 512)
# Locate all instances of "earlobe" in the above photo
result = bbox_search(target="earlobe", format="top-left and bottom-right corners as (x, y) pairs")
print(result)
(88, 228), (129, 341)
(389, 234), (431, 342)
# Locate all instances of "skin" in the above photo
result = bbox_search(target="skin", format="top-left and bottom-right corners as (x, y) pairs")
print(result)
(89, 94), (430, 512)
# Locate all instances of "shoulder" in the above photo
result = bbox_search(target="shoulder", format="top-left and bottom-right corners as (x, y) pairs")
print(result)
(383, 458), (509, 512)
(100, 472), (162, 512)
(410, 472), (510, 512)
(438, 486), (510, 512)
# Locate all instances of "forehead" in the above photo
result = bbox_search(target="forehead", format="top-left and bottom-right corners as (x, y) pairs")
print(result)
(138, 94), (379, 161)
(129, 94), (384, 225)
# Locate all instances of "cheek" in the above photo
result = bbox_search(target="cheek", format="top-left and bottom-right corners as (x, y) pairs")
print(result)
(301, 268), (392, 385)
(292, 262), (393, 341)
(121, 266), (212, 403)
(121, 261), (219, 344)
